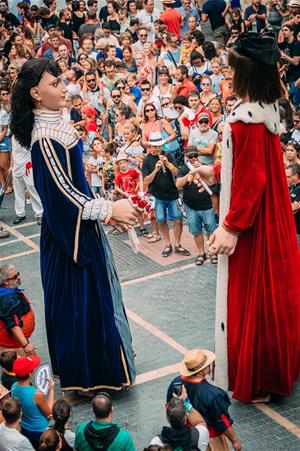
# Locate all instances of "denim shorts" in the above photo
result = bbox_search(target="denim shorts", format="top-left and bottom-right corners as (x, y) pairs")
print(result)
(155, 198), (182, 223)
(185, 205), (217, 236)
(0, 135), (11, 152)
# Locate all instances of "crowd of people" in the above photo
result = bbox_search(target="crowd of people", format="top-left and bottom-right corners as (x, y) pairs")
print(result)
(0, 0), (299, 250)
(0, 0), (300, 450)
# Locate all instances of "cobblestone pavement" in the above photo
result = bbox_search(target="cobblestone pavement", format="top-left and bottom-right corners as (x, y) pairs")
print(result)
(1, 195), (300, 451)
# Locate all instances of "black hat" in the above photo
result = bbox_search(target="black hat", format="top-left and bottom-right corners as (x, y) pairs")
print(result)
(233, 32), (280, 65)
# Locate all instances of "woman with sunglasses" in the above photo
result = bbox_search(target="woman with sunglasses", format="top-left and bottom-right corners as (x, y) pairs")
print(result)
(283, 140), (300, 166)
(142, 103), (176, 153)
(199, 76), (216, 107)
(0, 85), (12, 194)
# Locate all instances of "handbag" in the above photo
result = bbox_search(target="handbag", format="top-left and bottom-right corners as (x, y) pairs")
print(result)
(160, 120), (180, 153)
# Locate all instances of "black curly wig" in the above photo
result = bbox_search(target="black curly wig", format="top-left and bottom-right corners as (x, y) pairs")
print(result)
(11, 58), (61, 149)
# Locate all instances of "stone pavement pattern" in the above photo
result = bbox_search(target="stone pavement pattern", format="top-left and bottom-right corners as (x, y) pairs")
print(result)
(0, 196), (300, 450)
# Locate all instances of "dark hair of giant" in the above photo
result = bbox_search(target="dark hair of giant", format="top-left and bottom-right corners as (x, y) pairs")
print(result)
(52, 399), (71, 435)
(11, 58), (61, 149)
(228, 49), (282, 103)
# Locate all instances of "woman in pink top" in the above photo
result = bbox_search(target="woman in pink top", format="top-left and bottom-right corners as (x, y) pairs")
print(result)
(141, 103), (176, 153)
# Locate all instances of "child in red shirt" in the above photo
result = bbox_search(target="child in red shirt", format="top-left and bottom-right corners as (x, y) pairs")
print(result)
(115, 154), (147, 235)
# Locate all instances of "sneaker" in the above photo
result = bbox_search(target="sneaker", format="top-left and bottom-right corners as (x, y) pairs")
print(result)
(13, 216), (26, 225)
(36, 217), (42, 226)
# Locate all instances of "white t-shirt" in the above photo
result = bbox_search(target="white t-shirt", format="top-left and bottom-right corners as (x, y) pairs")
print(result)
(150, 425), (209, 451)
(137, 8), (160, 42)
(88, 155), (104, 187)
(0, 423), (34, 451)
(188, 127), (218, 165)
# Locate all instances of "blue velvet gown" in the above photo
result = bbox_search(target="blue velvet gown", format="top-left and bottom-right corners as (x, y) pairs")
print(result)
(30, 110), (135, 390)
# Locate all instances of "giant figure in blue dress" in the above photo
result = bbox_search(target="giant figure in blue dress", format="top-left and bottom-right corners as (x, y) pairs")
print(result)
(11, 59), (137, 391)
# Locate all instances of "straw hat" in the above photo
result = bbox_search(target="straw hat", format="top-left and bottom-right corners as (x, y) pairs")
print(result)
(179, 348), (216, 377)
(116, 153), (128, 162)
(162, 0), (176, 3)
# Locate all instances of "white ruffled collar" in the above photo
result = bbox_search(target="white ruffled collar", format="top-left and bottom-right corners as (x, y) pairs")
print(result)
(33, 109), (62, 125)
(228, 100), (280, 135)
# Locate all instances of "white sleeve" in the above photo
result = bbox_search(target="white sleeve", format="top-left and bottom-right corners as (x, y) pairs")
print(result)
(82, 197), (110, 221)
(195, 425), (210, 451)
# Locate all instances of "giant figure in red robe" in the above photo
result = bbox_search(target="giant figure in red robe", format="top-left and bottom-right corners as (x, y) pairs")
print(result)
(207, 33), (300, 403)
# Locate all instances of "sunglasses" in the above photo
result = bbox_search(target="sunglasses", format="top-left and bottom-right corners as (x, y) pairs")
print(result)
(187, 154), (198, 160)
(199, 119), (209, 124)
(145, 108), (155, 113)
(201, 82), (210, 86)
(5, 272), (20, 282)
(86, 79), (96, 83)
(140, 34), (148, 37)
(141, 87), (151, 92)
(112, 95), (121, 98)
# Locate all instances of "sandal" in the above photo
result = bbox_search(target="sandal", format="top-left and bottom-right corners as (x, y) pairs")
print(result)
(174, 245), (191, 257)
(195, 254), (206, 266)
(162, 244), (173, 257)
(210, 255), (218, 265)
(148, 233), (161, 243)
(139, 228), (148, 237)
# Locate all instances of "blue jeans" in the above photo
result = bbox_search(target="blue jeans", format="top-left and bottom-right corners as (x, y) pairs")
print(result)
(154, 198), (182, 223)
(185, 205), (217, 236)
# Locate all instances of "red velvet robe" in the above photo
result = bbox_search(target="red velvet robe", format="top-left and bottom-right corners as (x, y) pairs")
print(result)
(222, 121), (300, 403)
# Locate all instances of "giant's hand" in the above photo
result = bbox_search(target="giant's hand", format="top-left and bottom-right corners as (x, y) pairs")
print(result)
(111, 199), (139, 227)
(208, 226), (238, 256)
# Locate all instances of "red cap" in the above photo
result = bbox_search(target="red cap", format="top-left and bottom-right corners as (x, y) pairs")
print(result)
(13, 355), (41, 377)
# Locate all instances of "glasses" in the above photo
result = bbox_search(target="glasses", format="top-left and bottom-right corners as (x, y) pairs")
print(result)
(187, 154), (198, 160)
(140, 34), (148, 37)
(145, 108), (155, 113)
(288, 140), (297, 144)
(118, 85), (125, 89)
(141, 87), (151, 92)
(175, 105), (183, 111)
(1, 92), (8, 96)
(199, 120), (209, 124)
(112, 94), (121, 98)
(86, 79), (96, 83)
(4, 272), (20, 282)
(201, 82), (210, 86)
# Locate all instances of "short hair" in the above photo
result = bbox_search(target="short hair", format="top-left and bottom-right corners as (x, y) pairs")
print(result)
(177, 65), (188, 77)
(228, 49), (282, 103)
(141, 79), (151, 88)
(0, 265), (15, 285)
(102, 22), (111, 30)
(104, 59), (115, 68)
(92, 393), (113, 418)
(173, 96), (189, 107)
(225, 95), (237, 104)
(188, 90), (200, 99)
(287, 162), (300, 177)
(130, 18), (139, 26)
(1, 398), (21, 424)
(166, 398), (186, 430)
(0, 350), (17, 372)
(87, 11), (97, 20)
(87, 0), (98, 6)
(72, 94), (82, 102)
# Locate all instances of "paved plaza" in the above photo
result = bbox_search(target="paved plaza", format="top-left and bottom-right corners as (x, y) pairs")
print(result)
(0, 194), (300, 451)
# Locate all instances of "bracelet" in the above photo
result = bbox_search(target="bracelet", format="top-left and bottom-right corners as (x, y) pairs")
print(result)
(22, 340), (30, 349)
(104, 201), (113, 224)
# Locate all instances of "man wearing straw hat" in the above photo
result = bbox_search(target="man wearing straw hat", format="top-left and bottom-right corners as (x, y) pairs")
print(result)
(160, 0), (183, 40)
(167, 349), (241, 451)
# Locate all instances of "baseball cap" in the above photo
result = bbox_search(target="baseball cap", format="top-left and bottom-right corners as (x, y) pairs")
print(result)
(186, 145), (198, 156)
(198, 112), (210, 122)
(13, 355), (41, 377)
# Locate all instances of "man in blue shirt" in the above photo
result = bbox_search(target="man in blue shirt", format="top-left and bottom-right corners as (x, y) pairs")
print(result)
(178, 0), (200, 36)
(201, 0), (229, 46)
(244, 0), (267, 33)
